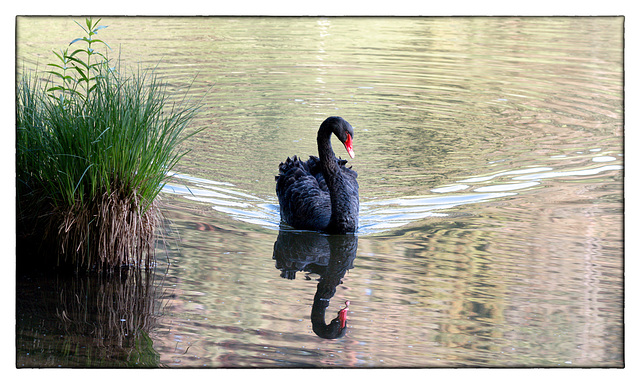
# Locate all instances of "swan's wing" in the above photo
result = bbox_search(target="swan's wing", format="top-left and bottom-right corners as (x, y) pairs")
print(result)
(275, 156), (332, 230)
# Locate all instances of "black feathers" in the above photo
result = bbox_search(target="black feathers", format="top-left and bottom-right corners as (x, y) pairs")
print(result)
(275, 117), (359, 234)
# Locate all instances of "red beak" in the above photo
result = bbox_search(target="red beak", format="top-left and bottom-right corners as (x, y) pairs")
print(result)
(338, 300), (350, 328)
(344, 134), (355, 159)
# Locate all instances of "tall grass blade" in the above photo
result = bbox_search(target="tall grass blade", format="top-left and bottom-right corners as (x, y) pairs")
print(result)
(17, 62), (200, 272)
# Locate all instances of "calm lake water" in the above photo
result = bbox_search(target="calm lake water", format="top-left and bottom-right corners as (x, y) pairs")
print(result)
(16, 17), (623, 368)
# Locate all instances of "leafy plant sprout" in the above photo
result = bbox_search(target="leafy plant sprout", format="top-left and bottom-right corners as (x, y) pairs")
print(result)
(46, 18), (110, 103)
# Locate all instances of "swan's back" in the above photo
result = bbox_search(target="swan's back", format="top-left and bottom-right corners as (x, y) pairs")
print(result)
(276, 155), (357, 232)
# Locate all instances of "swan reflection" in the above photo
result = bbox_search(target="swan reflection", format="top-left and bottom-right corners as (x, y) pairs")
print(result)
(272, 230), (357, 339)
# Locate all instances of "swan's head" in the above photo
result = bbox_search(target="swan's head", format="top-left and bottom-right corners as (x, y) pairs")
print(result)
(323, 116), (355, 159)
(312, 300), (350, 339)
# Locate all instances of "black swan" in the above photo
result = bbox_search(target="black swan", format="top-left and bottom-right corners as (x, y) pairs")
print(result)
(275, 117), (359, 234)
(273, 231), (357, 339)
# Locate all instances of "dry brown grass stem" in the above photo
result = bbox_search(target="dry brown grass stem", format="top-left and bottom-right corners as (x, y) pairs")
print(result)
(56, 190), (162, 272)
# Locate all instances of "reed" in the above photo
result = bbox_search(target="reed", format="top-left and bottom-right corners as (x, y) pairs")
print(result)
(17, 18), (200, 271)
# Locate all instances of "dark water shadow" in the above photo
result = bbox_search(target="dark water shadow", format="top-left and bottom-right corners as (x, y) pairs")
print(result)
(16, 266), (167, 367)
(272, 230), (357, 339)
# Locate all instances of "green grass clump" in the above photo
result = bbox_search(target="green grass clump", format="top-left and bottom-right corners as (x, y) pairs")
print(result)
(17, 18), (200, 271)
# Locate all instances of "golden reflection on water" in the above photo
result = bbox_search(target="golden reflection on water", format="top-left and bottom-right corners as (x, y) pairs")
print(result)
(16, 17), (623, 367)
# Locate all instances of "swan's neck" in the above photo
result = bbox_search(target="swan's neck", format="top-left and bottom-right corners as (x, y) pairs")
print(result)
(310, 275), (343, 339)
(317, 126), (338, 174)
(316, 127), (343, 204)
(317, 126), (358, 233)
(317, 128), (347, 222)
(311, 292), (342, 339)
(310, 237), (355, 339)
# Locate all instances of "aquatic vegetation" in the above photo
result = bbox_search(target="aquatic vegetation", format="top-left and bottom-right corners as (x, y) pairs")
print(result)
(16, 18), (200, 271)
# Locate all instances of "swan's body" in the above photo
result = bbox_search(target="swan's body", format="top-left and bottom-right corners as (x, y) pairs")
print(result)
(275, 117), (359, 234)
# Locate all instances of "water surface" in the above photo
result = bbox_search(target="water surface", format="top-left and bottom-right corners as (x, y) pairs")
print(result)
(16, 17), (623, 367)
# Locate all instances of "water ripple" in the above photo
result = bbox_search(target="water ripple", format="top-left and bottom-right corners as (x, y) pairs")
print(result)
(161, 145), (621, 236)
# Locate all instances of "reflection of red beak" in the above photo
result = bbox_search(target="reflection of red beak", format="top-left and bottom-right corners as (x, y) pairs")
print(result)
(344, 134), (355, 159)
(338, 300), (350, 328)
